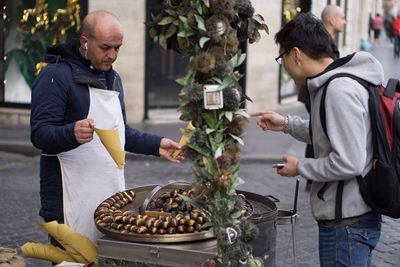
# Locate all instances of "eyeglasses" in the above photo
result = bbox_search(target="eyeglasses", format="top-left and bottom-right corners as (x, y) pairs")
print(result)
(275, 48), (291, 64)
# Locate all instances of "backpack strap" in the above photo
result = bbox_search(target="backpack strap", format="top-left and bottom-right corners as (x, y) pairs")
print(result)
(385, 79), (400, 98)
(317, 73), (370, 221)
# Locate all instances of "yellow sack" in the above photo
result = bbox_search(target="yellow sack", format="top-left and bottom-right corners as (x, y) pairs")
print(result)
(21, 243), (74, 264)
(40, 221), (96, 263)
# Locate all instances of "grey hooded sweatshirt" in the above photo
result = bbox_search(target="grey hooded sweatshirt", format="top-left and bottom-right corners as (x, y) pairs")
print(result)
(285, 51), (385, 221)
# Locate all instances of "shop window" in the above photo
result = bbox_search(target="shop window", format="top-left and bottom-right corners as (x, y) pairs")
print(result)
(278, 0), (311, 102)
(1, 0), (87, 107)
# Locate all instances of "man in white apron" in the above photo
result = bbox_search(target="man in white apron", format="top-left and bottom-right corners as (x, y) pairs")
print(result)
(30, 10), (182, 244)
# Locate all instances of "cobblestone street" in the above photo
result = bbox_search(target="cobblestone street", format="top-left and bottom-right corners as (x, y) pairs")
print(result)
(1, 153), (399, 266)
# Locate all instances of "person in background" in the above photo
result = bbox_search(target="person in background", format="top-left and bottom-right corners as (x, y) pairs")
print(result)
(368, 13), (374, 40)
(372, 13), (383, 46)
(384, 14), (394, 43)
(393, 12), (400, 58)
(30, 10), (182, 243)
(321, 4), (347, 39)
(252, 13), (383, 266)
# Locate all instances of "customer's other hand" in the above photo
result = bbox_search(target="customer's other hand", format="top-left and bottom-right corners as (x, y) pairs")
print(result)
(74, 118), (95, 144)
(250, 111), (285, 132)
(159, 138), (183, 163)
(277, 155), (299, 177)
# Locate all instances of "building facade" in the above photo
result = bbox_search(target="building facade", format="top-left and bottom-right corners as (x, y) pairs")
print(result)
(0, 0), (384, 124)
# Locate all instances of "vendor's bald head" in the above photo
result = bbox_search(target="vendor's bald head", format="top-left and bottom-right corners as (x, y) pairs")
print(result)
(79, 11), (124, 71)
(321, 5), (346, 38)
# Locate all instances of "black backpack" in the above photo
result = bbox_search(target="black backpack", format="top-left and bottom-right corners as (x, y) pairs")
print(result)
(319, 73), (400, 219)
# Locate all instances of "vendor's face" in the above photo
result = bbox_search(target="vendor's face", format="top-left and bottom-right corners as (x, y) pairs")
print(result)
(84, 20), (123, 72)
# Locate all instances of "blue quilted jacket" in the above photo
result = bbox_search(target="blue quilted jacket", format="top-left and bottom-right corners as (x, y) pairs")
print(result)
(30, 39), (162, 222)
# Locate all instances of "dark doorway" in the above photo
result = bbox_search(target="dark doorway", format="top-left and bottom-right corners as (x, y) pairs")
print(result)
(145, 0), (189, 118)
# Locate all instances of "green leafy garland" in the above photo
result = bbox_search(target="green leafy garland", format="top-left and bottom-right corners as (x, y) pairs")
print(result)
(147, 0), (268, 266)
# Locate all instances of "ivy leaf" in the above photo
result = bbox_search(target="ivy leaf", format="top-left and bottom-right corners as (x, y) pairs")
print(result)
(214, 145), (223, 159)
(176, 67), (195, 86)
(217, 76), (234, 91)
(206, 128), (216, 134)
(231, 210), (245, 219)
(188, 143), (210, 157)
(202, 113), (218, 128)
(259, 24), (269, 34)
(158, 16), (175, 25)
(237, 53), (247, 67)
(202, 0), (210, 8)
(202, 222), (213, 230)
(195, 14), (207, 32)
(165, 24), (177, 39)
(243, 93), (253, 103)
(229, 133), (244, 146)
(177, 29), (196, 38)
(165, 9), (177, 17)
(178, 194), (191, 204)
(211, 77), (222, 84)
(179, 16), (188, 24)
(159, 34), (167, 50)
(195, 3), (203, 15)
(199, 37), (210, 48)
(224, 111), (233, 122)
(234, 109), (250, 118)
(252, 14), (266, 25)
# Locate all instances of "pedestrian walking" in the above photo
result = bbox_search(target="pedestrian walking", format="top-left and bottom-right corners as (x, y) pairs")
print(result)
(393, 13), (400, 58)
(252, 13), (383, 266)
(372, 13), (383, 46)
(384, 14), (394, 43)
(30, 10), (182, 244)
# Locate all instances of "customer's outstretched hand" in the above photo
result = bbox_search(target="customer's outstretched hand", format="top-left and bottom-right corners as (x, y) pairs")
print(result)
(251, 111), (286, 132)
(159, 138), (183, 163)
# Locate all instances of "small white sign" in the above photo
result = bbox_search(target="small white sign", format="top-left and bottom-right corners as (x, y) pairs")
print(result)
(203, 84), (223, 110)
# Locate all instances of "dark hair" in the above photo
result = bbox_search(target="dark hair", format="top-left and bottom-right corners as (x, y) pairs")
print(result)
(275, 12), (338, 60)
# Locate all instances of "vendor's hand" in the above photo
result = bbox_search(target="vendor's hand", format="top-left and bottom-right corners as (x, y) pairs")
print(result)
(74, 118), (95, 144)
(159, 138), (183, 164)
(250, 111), (286, 132)
(277, 155), (299, 177)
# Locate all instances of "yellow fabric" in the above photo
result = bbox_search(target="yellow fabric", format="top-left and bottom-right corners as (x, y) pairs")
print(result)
(21, 221), (97, 265)
(21, 243), (74, 264)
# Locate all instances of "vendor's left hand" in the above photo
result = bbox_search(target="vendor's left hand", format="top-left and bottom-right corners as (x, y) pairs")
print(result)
(277, 155), (299, 177)
(159, 138), (183, 163)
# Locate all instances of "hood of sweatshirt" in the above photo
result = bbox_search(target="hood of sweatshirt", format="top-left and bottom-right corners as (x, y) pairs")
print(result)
(307, 51), (385, 92)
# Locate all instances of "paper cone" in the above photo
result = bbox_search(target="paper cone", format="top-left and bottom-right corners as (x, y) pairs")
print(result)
(172, 122), (195, 159)
(94, 127), (125, 169)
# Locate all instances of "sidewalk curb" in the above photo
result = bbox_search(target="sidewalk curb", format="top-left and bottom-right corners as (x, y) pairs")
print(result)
(0, 141), (286, 163)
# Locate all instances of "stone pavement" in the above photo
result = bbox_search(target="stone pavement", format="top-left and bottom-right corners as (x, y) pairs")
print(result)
(1, 36), (400, 267)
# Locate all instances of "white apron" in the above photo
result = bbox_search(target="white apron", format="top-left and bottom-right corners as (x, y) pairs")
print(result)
(58, 86), (125, 243)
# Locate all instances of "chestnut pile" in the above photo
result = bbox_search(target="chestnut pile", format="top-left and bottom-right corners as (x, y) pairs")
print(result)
(94, 188), (209, 235)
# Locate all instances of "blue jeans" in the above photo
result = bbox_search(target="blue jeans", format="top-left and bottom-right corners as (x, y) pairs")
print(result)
(318, 212), (382, 267)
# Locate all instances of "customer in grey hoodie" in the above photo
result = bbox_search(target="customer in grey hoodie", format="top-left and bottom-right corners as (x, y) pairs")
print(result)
(252, 13), (383, 267)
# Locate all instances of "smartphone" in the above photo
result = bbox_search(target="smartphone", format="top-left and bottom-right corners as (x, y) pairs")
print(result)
(272, 163), (285, 169)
